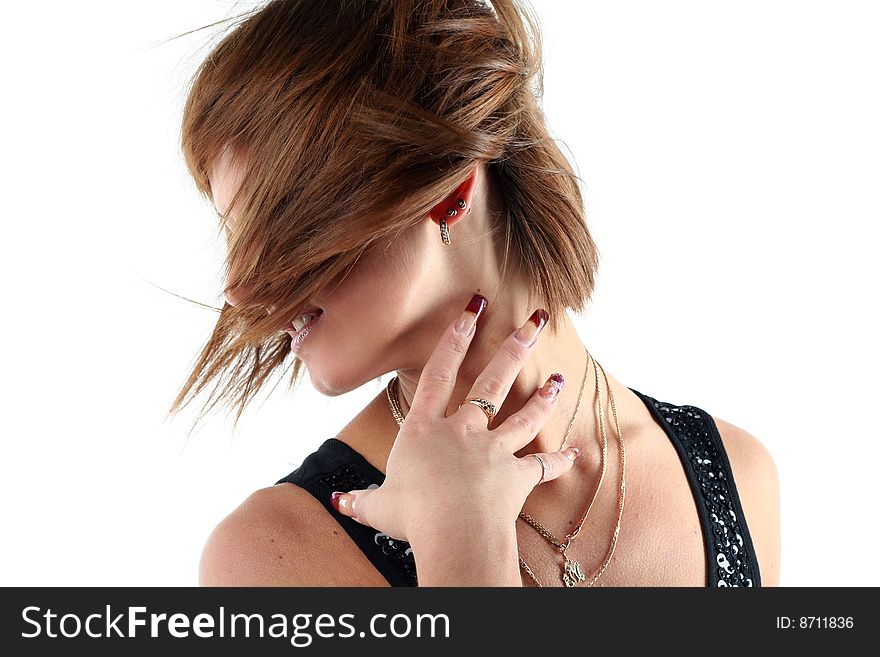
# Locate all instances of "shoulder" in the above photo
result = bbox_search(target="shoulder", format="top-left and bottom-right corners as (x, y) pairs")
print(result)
(198, 482), (390, 586)
(709, 414), (781, 586)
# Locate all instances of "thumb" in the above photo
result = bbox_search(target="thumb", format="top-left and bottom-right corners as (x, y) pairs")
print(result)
(330, 483), (379, 526)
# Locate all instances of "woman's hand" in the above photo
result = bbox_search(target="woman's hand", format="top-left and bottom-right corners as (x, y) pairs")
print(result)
(330, 293), (580, 545)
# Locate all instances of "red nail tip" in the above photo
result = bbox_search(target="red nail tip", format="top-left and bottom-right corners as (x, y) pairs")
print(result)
(330, 491), (344, 513)
(549, 372), (565, 388)
(465, 294), (488, 317)
(530, 308), (549, 329)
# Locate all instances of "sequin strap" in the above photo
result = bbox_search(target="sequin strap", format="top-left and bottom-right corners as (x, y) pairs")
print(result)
(275, 438), (418, 586)
(629, 388), (763, 587)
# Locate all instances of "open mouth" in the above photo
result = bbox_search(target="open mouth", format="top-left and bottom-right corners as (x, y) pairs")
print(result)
(286, 308), (324, 342)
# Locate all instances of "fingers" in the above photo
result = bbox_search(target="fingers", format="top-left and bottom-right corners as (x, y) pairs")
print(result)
(408, 293), (488, 421)
(458, 308), (549, 427)
(496, 372), (566, 451)
(330, 483), (379, 527)
(521, 447), (581, 489)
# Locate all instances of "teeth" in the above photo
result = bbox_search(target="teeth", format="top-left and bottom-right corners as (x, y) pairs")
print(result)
(294, 315), (311, 331)
(292, 313), (314, 332)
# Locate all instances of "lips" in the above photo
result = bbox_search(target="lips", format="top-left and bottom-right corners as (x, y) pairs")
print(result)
(285, 307), (323, 334)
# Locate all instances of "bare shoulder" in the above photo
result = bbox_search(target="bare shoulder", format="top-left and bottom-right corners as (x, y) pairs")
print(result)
(199, 483), (390, 586)
(710, 414), (781, 586)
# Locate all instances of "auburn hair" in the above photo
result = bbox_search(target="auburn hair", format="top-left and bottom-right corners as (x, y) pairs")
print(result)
(168, 0), (600, 432)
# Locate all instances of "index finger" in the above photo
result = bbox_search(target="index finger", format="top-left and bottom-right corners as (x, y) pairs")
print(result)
(407, 293), (488, 420)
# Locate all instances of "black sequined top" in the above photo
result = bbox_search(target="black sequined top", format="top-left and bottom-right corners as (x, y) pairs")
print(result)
(275, 388), (762, 587)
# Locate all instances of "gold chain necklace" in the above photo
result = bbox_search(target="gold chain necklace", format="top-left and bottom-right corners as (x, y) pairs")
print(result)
(519, 357), (626, 587)
(386, 344), (624, 587)
(518, 349), (602, 587)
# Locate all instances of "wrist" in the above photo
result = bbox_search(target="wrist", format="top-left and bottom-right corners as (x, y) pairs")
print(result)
(408, 520), (522, 586)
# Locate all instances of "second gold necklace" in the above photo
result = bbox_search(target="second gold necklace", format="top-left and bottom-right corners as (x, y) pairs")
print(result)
(519, 356), (626, 587)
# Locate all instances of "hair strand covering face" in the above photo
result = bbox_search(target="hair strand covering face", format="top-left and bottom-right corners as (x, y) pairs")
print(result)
(166, 0), (599, 435)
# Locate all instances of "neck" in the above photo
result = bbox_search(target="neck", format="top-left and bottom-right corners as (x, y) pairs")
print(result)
(394, 309), (601, 461)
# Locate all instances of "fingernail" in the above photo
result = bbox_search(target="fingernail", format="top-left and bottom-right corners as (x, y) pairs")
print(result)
(330, 491), (351, 514)
(565, 446), (581, 460)
(538, 372), (565, 399)
(455, 293), (488, 336)
(515, 309), (549, 346)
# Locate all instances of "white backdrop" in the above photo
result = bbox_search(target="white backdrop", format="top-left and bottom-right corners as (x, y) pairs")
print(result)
(2, 0), (877, 586)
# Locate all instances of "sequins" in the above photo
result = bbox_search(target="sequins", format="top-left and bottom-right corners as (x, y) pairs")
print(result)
(318, 462), (372, 495)
(644, 398), (760, 587)
(373, 531), (418, 582)
(318, 463), (418, 585)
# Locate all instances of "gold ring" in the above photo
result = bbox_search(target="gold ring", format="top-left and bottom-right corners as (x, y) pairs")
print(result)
(457, 397), (497, 425)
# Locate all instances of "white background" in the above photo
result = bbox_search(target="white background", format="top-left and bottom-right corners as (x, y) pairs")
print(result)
(2, 1), (877, 586)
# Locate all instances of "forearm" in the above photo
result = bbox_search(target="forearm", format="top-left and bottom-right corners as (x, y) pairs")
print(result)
(408, 523), (522, 586)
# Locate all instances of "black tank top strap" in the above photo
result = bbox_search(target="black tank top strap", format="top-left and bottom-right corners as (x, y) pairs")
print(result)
(275, 438), (418, 586)
(629, 388), (762, 587)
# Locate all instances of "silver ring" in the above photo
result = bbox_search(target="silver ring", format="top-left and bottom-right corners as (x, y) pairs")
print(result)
(528, 453), (549, 484)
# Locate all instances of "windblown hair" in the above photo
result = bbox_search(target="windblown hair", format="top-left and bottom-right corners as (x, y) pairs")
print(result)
(168, 0), (600, 432)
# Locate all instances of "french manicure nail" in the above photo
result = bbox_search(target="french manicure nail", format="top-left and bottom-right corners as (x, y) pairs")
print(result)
(331, 491), (354, 515)
(539, 372), (565, 399)
(515, 309), (549, 346)
(456, 293), (488, 335)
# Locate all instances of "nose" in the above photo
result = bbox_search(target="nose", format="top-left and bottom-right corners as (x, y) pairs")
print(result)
(224, 281), (276, 315)
(224, 241), (279, 312)
(224, 281), (257, 307)
(223, 253), (262, 307)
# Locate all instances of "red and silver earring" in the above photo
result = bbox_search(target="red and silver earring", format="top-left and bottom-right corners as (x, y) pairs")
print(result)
(440, 198), (468, 245)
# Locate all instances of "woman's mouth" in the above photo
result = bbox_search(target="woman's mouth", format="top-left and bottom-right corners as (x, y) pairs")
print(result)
(286, 308), (324, 348)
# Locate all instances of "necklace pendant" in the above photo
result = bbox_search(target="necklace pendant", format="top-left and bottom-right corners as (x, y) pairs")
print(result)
(562, 557), (586, 587)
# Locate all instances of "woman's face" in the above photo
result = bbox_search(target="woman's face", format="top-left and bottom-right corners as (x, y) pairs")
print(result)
(208, 150), (492, 397)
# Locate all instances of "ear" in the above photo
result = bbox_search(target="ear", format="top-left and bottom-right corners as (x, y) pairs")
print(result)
(428, 165), (478, 231)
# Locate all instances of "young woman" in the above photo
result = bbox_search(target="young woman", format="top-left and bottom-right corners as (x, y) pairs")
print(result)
(170, 0), (780, 587)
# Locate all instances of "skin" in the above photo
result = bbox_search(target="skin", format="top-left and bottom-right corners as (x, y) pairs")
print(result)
(210, 149), (614, 462)
(201, 150), (781, 587)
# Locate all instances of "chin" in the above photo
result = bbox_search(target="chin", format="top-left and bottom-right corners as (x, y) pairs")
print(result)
(306, 366), (371, 398)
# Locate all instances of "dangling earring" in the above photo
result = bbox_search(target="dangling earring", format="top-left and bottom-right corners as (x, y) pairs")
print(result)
(440, 199), (468, 244)
(439, 216), (451, 245)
